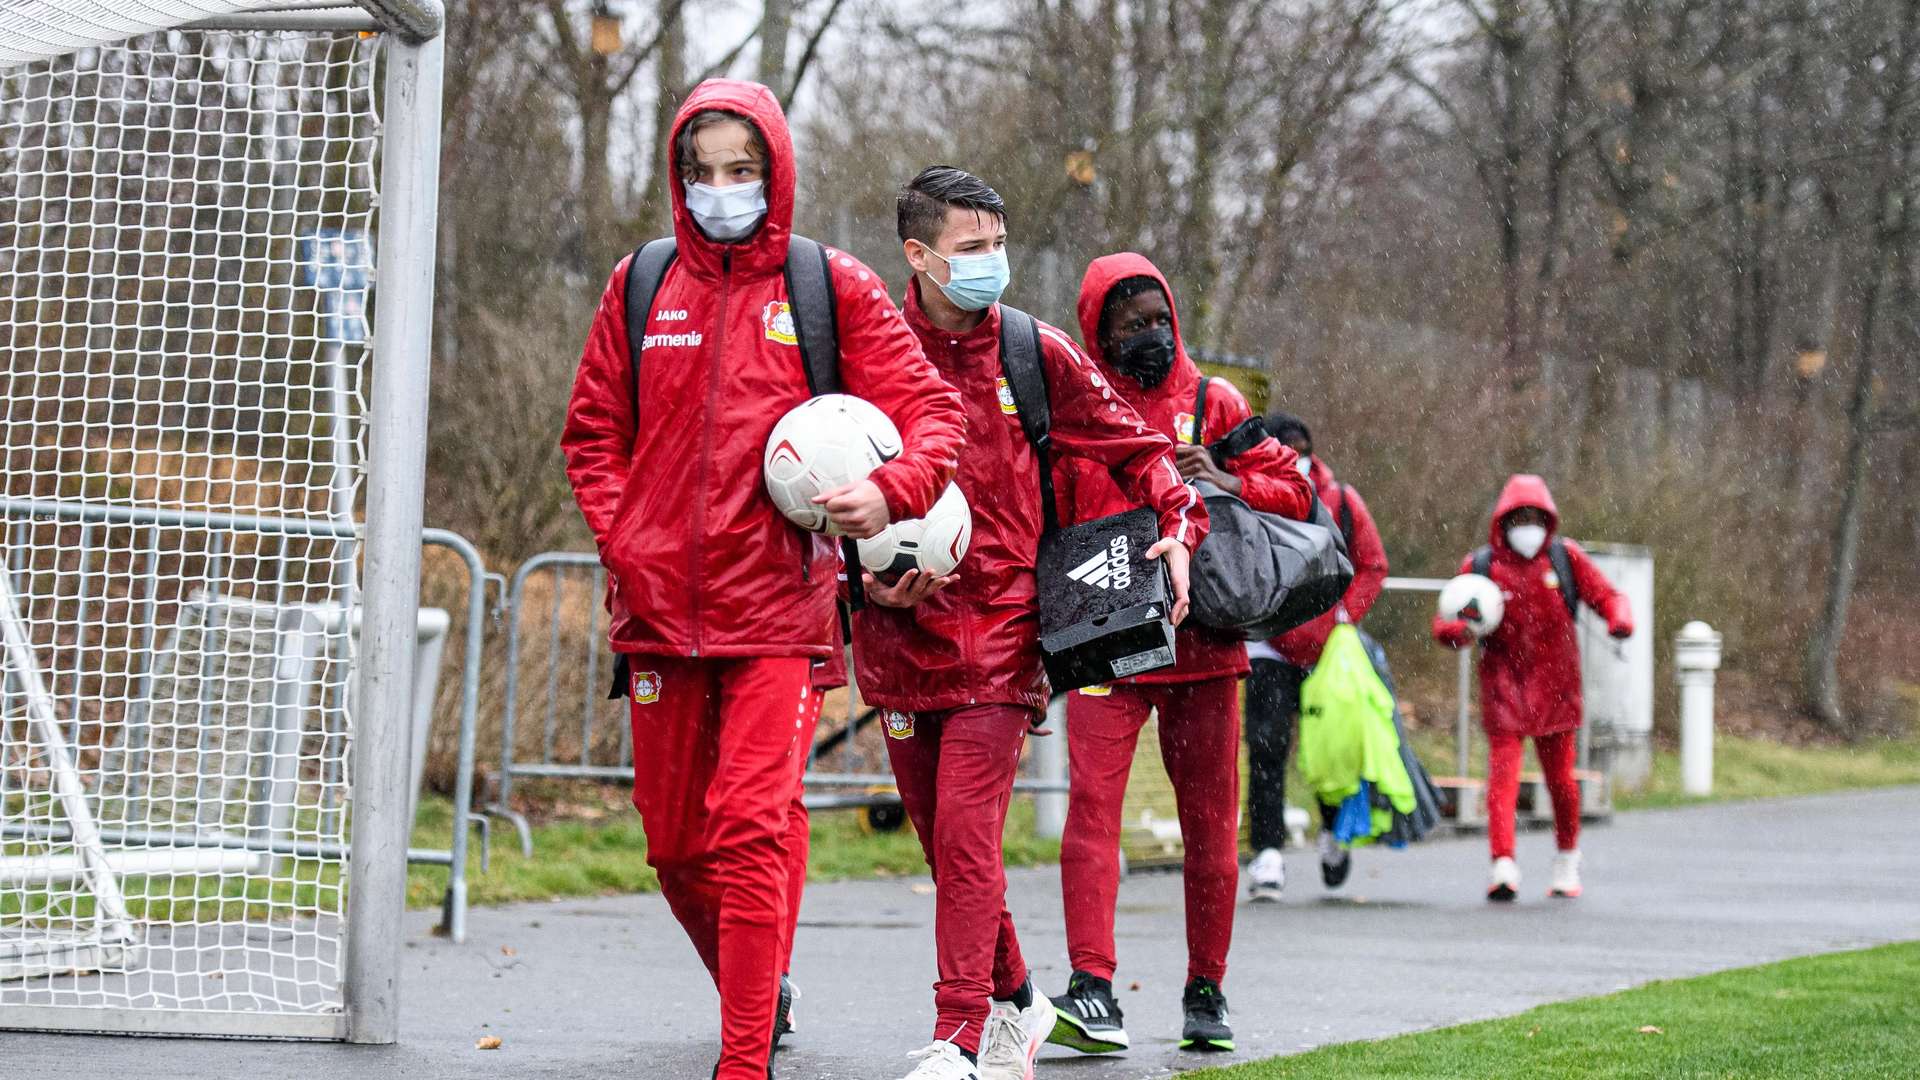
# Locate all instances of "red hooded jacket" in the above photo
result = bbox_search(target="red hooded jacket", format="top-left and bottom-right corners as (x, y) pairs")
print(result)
(561, 80), (965, 658)
(1432, 475), (1633, 738)
(1269, 457), (1389, 667)
(851, 280), (1204, 713)
(1054, 253), (1313, 685)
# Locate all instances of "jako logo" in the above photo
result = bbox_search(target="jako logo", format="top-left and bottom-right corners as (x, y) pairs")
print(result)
(654, 308), (689, 321)
(1068, 536), (1132, 590)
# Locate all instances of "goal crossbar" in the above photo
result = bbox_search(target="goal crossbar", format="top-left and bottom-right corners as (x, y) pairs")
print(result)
(0, 1), (443, 69)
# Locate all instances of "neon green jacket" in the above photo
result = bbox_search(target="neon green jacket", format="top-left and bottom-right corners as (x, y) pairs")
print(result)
(1297, 624), (1417, 841)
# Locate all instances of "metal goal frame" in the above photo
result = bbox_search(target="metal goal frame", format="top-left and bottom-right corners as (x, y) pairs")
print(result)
(0, 0), (443, 1045)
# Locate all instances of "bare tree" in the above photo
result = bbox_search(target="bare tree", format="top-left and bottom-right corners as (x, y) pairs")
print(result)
(1805, 0), (1920, 731)
(534, 0), (684, 270)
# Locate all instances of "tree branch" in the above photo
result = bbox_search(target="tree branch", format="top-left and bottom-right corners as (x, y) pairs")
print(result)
(784, 0), (850, 102)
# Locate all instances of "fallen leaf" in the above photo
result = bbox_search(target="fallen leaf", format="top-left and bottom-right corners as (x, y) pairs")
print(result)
(501, 946), (517, 957)
(476, 1036), (502, 1050)
(1526, 1026), (1540, 1039)
(910, 883), (935, 895)
(1637, 1026), (1664, 1035)
(1128, 982), (1141, 992)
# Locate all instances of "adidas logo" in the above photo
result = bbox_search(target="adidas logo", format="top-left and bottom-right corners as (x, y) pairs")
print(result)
(1068, 536), (1132, 591)
(1072, 997), (1114, 1019)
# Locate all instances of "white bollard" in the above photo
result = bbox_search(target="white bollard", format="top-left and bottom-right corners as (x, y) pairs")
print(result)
(1674, 621), (1723, 796)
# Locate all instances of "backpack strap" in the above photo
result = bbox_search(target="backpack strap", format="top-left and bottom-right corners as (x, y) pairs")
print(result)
(1471, 545), (1492, 580)
(996, 305), (1056, 533)
(784, 235), (864, 608)
(1338, 483), (1356, 550)
(784, 235), (842, 395)
(1548, 537), (1577, 618)
(1192, 375), (1210, 446)
(622, 237), (680, 419)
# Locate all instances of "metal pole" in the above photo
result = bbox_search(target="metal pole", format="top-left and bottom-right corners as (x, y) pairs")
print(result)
(1455, 646), (1472, 778)
(343, 26), (442, 1046)
(328, 338), (360, 605)
(422, 528), (483, 944)
(1033, 695), (1068, 838)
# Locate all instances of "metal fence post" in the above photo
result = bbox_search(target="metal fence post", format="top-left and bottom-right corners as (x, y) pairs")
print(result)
(1455, 646), (1472, 778)
(344, 24), (442, 1047)
(1033, 695), (1069, 838)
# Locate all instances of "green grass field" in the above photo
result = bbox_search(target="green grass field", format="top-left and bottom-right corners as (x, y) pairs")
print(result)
(1619, 732), (1920, 809)
(1194, 942), (1920, 1079)
(1398, 722), (1920, 811)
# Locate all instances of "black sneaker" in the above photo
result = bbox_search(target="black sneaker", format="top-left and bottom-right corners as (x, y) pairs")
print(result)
(773, 975), (796, 1047)
(1180, 976), (1234, 1052)
(1047, 970), (1130, 1054)
(1318, 831), (1352, 889)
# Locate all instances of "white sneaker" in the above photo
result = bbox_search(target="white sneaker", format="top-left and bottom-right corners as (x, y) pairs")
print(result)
(1247, 847), (1285, 902)
(900, 1040), (980, 1080)
(979, 987), (1055, 1080)
(1487, 856), (1520, 902)
(1549, 849), (1583, 898)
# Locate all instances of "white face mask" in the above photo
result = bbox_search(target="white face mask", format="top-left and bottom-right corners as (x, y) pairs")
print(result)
(1296, 454), (1313, 479)
(684, 180), (767, 242)
(1506, 523), (1548, 560)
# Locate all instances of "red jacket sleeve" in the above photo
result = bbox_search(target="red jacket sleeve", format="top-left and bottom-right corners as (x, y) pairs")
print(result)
(559, 257), (637, 553)
(1204, 379), (1312, 521)
(1036, 323), (1207, 551)
(1335, 485), (1389, 622)
(1564, 540), (1632, 630)
(829, 252), (966, 522)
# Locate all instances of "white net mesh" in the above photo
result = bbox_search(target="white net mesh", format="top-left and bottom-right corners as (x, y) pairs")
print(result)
(0, 24), (377, 1022)
(0, 3), (350, 68)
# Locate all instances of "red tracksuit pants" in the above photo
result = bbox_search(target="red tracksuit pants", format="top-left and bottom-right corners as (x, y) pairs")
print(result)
(883, 704), (1033, 1055)
(1485, 729), (1581, 860)
(625, 655), (818, 1080)
(1061, 678), (1240, 986)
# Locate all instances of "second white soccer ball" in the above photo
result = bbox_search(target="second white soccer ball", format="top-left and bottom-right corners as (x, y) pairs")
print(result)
(1437, 572), (1505, 637)
(763, 394), (904, 535)
(858, 483), (972, 581)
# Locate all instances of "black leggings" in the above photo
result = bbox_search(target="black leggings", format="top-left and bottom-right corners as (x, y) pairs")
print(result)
(1245, 658), (1313, 851)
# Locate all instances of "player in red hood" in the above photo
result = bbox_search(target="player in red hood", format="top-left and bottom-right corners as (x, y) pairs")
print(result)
(561, 81), (965, 1080)
(1046, 254), (1312, 1057)
(1433, 474), (1633, 902)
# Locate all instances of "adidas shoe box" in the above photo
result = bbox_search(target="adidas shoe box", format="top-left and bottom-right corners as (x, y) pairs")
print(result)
(1037, 508), (1177, 691)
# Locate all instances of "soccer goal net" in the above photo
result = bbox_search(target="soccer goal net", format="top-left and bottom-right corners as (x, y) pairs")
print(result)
(0, 0), (434, 1040)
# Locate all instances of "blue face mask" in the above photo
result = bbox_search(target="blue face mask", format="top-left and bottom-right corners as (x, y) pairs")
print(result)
(684, 180), (767, 242)
(922, 246), (1009, 311)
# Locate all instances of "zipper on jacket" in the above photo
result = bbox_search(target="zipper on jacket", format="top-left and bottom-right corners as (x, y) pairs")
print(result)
(688, 249), (732, 656)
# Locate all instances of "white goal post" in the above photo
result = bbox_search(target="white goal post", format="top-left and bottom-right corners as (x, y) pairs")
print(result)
(0, 0), (442, 1044)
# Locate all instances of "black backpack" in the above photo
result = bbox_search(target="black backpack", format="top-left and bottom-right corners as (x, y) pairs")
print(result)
(605, 234), (853, 699)
(620, 233), (863, 605)
(1473, 540), (1577, 617)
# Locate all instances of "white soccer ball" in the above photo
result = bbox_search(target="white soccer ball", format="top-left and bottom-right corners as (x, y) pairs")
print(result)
(858, 483), (972, 582)
(1438, 573), (1505, 638)
(763, 394), (903, 535)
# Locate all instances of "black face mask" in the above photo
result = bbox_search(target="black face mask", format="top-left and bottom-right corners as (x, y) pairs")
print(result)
(1111, 326), (1177, 389)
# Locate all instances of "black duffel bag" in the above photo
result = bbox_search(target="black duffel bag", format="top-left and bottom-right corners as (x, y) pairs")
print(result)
(1183, 378), (1353, 639)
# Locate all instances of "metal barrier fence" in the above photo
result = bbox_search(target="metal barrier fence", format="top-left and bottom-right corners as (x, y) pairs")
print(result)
(0, 498), (487, 944)
(487, 552), (1069, 853)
